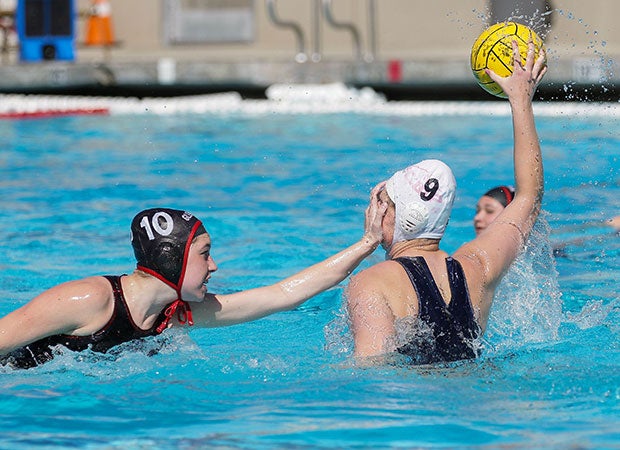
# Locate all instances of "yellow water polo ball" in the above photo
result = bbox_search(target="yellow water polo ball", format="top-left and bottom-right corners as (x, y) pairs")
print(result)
(470, 21), (545, 98)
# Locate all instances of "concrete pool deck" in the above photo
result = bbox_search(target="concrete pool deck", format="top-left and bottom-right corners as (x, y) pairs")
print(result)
(0, 56), (618, 102)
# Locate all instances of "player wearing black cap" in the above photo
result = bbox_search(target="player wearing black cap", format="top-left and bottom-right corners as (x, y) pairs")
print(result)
(0, 194), (387, 369)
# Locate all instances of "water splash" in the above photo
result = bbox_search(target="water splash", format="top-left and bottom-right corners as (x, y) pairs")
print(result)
(0, 329), (204, 379)
(481, 212), (564, 355)
(548, 9), (614, 101)
(326, 214), (567, 362)
(324, 303), (353, 356)
(326, 210), (618, 363)
(466, 5), (616, 102)
(565, 298), (619, 330)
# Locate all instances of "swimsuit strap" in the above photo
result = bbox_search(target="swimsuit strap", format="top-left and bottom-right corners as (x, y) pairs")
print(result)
(393, 256), (480, 363)
(444, 257), (479, 340)
(103, 275), (193, 335)
(104, 274), (123, 299)
(101, 275), (164, 337)
(393, 256), (445, 322)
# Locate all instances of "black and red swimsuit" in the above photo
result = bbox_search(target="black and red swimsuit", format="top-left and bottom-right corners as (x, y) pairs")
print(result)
(2, 276), (170, 369)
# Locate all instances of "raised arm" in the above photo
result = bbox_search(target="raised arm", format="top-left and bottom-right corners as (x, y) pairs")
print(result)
(455, 40), (547, 289)
(190, 183), (388, 327)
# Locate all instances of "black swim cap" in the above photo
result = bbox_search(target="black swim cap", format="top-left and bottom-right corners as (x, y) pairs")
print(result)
(131, 208), (206, 292)
(483, 186), (515, 208)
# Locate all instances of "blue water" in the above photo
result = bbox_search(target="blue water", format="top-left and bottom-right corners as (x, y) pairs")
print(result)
(0, 105), (618, 449)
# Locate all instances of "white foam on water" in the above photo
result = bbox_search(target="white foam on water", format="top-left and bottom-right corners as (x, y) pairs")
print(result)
(1, 83), (618, 117)
(565, 298), (619, 330)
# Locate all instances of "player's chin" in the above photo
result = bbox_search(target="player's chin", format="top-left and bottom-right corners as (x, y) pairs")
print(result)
(186, 286), (207, 303)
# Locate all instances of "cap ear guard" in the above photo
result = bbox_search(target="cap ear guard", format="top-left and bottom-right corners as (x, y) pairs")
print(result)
(398, 202), (429, 239)
(152, 241), (183, 285)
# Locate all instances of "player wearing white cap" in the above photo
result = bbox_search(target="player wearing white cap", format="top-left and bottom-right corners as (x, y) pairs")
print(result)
(346, 40), (548, 364)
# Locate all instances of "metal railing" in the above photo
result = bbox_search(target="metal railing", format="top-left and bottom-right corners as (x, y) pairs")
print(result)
(321, 0), (362, 61)
(265, 0), (377, 63)
(266, 0), (308, 62)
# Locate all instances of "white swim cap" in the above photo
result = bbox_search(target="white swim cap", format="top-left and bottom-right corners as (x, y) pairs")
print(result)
(385, 159), (456, 243)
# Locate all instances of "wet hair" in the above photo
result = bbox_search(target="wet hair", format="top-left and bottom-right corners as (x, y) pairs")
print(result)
(483, 186), (515, 208)
(130, 208), (206, 293)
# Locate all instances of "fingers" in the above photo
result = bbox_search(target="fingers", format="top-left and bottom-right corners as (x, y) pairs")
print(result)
(485, 67), (501, 84)
(377, 198), (388, 215)
(363, 182), (387, 244)
(366, 182), (388, 217)
(533, 48), (547, 80)
(487, 39), (546, 101)
(369, 181), (388, 213)
(512, 40), (524, 70)
(535, 65), (548, 84)
(524, 41), (536, 72)
(370, 181), (386, 199)
(511, 40), (541, 75)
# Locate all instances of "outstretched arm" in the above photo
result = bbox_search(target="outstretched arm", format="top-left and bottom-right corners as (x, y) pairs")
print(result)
(456, 40), (547, 290)
(191, 183), (388, 327)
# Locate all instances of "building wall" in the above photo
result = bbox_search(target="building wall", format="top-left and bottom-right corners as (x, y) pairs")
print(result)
(75, 0), (619, 66)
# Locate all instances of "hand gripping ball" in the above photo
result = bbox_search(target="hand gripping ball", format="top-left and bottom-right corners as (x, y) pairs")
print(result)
(470, 21), (545, 98)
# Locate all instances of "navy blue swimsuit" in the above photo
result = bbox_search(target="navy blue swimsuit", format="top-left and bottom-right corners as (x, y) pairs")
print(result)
(393, 256), (480, 364)
(2, 276), (169, 369)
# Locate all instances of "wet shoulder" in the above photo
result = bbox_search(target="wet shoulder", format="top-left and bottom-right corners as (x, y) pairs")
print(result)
(348, 260), (411, 298)
(41, 276), (114, 307)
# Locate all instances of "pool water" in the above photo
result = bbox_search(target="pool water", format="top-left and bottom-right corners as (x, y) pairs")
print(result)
(0, 99), (618, 449)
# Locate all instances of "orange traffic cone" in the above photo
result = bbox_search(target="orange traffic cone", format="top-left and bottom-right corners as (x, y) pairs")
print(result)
(85, 0), (114, 46)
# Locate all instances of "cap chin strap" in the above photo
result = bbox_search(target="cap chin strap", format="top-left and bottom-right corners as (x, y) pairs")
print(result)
(137, 220), (203, 333)
(156, 297), (193, 333)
